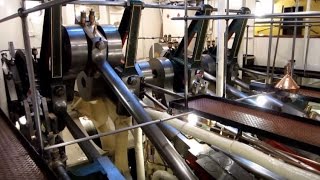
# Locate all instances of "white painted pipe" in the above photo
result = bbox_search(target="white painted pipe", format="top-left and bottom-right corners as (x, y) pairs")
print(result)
(215, 0), (226, 97)
(145, 108), (320, 180)
(134, 128), (145, 180)
(152, 170), (178, 180)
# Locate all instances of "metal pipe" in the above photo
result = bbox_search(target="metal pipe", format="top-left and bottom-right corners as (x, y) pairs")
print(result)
(94, 60), (196, 180)
(54, 164), (71, 180)
(271, 6), (284, 83)
(0, 0), (77, 24)
(245, 25), (249, 65)
(304, 0), (312, 76)
(233, 78), (250, 90)
(291, 0), (300, 77)
(224, 0), (229, 98)
(216, 0), (226, 97)
(143, 82), (184, 98)
(304, 25), (312, 76)
(146, 109), (320, 180)
(183, 0), (188, 108)
(266, 0), (275, 84)
(216, 123), (320, 175)
(70, 1), (241, 12)
(203, 72), (257, 104)
(240, 68), (281, 79)
(144, 92), (168, 110)
(134, 128), (145, 180)
(20, 5), (44, 154)
(45, 112), (191, 150)
(171, 11), (320, 20)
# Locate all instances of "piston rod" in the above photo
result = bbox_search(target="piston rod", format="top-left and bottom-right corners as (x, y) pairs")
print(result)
(94, 60), (197, 180)
(143, 82), (184, 98)
(144, 92), (168, 110)
(240, 68), (281, 79)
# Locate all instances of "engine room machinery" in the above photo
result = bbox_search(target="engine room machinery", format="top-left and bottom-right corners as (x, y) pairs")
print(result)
(1, 0), (320, 180)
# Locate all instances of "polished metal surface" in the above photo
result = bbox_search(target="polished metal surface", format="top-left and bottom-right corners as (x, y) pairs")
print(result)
(63, 25), (88, 74)
(275, 65), (300, 92)
(240, 68), (282, 79)
(233, 78), (250, 90)
(76, 71), (107, 101)
(201, 54), (216, 75)
(149, 57), (175, 104)
(97, 25), (123, 67)
(94, 59), (197, 180)
(275, 74), (300, 92)
(204, 72), (257, 105)
(137, 60), (154, 83)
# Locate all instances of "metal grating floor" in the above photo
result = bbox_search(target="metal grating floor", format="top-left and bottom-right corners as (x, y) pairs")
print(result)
(172, 96), (320, 154)
(0, 114), (46, 180)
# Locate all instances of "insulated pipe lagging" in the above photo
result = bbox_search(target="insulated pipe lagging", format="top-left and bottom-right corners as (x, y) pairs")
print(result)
(145, 108), (320, 180)
(94, 60), (197, 180)
(152, 170), (178, 180)
(134, 128), (145, 180)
